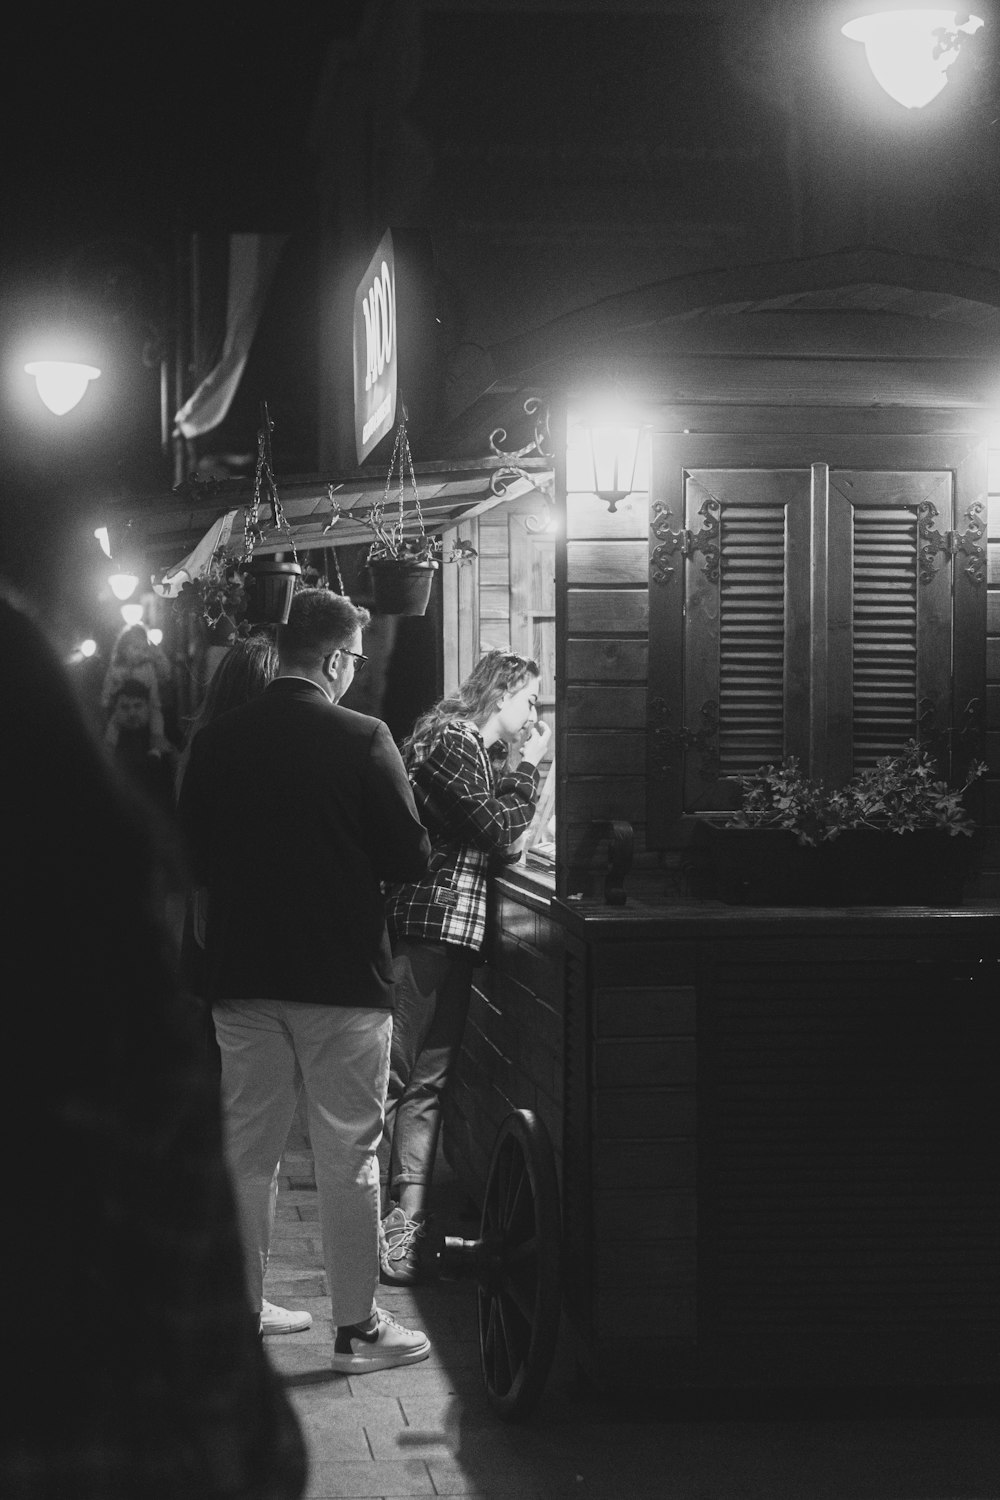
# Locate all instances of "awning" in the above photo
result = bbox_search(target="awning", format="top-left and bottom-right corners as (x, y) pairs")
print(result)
(109, 455), (554, 571)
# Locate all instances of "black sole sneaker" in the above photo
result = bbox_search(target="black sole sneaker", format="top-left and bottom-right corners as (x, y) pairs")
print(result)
(332, 1306), (431, 1374)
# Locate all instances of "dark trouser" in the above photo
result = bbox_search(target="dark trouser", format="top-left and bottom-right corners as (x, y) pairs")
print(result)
(379, 938), (475, 1199)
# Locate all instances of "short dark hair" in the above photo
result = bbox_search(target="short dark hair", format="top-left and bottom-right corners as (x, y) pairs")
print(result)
(278, 588), (370, 667)
(111, 678), (151, 705)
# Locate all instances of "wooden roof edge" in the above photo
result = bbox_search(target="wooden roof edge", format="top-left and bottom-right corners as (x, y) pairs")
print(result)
(106, 453), (553, 520)
(485, 246), (1000, 383)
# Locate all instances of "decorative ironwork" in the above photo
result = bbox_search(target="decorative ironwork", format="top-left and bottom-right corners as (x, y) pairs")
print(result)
(489, 395), (553, 464)
(488, 397), (555, 528)
(917, 696), (939, 742)
(323, 484), (342, 534)
(917, 499), (986, 585)
(648, 696), (720, 781)
(959, 696), (984, 746)
(650, 496), (721, 584)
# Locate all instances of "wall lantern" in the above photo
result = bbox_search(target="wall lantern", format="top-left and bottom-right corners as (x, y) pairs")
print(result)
(109, 571), (140, 601)
(841, 8), (984, 108)
(24, 359), (101, 416)
(585, 419), (644, 513)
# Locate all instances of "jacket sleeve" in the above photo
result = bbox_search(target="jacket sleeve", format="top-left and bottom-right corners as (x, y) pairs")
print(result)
(365, 720), (433, 881)
(413, 724), (538, 854)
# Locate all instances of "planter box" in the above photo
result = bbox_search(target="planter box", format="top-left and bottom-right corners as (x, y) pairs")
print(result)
(701, 825), (978, 905)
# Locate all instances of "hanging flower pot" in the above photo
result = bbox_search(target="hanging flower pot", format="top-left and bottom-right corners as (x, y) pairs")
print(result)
(360, 410), (473, 616)
(367, 556), (439, 616)
(242, 558), (302, 625)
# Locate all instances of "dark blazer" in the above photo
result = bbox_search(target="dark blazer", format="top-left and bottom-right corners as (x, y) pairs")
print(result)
(177, 676), (431, 1007)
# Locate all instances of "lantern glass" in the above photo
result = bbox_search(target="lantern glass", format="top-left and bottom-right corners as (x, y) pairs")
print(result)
(109, 572), (139, 601)
(589, 422), (641, 511)
(841, 9), (984, 109)
(24, 359), (101, 415)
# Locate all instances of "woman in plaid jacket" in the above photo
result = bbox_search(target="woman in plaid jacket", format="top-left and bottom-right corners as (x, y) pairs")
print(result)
(380, 651), (552, 1282)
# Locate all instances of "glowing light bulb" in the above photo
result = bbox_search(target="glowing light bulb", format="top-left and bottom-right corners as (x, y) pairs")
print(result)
(94, 527), (112, 558)
(120, 603), (144, 626)
(109, 572), (139, 601)
(79, 639), (97, 657)
(24, 360), (101, 415)
(842, 9), (984, 109)
(147, 628), (163, 646)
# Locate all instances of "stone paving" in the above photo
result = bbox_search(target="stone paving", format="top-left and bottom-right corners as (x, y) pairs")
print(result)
(262, 1122), (999, 1500)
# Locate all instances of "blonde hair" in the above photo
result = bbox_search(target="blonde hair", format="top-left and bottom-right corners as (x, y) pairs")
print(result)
(404, 650), (539, 766)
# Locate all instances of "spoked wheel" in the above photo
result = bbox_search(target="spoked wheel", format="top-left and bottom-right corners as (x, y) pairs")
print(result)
(476, 1109), (562, 1421)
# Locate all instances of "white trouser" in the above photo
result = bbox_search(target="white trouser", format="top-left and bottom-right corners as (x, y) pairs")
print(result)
(214, 998), (392, 1328)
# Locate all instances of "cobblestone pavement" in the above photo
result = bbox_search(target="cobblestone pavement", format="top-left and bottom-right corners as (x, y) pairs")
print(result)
(263, 1119), (999, 1500)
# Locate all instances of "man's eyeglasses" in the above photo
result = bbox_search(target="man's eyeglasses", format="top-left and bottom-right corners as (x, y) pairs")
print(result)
(339, 648), (368, 675)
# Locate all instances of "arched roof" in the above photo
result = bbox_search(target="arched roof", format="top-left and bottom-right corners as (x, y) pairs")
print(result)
(483, 246), (1000, 389)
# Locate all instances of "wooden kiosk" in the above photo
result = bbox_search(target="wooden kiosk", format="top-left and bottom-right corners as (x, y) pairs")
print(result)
(124, 247), (999, 1406)
(435, 249), (1000, 1396)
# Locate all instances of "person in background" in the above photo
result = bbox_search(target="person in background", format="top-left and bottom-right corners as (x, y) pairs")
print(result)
(175, 631), (279, 796)
(107, 677), (177, 817)
(177, 589), (434, 1374)
(175, 631), (310, 1340)
(380, 650), (551, 1284)
(1, 585), (306, 1500)
(101, 621), (174, 752)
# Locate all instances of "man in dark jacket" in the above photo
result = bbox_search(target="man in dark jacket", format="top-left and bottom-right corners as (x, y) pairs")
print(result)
(178, 589), (433, 1374)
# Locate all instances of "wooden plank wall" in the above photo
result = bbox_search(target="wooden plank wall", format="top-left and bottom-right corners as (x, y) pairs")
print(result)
(584, 940), (699, 1362)
(561, 488), (657, 899)
(984, 480), (1000, 898)
(441, 890), (565, 1199)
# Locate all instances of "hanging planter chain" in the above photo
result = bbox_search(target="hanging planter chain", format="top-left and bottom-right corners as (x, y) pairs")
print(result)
(244, 401), (299, 568)
(365, 409), (428, 562)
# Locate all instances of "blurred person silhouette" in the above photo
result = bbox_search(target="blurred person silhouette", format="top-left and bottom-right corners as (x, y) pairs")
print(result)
(0, 585), (306, 1500)
(379, 650), (551, 1283)
(107, 678), (177, 817)
(102, 622), (174, 751)
(177, 589), (434, 1374)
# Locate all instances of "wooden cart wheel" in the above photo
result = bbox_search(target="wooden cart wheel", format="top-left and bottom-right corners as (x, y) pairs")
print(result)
(476, 1109), (562, 1421)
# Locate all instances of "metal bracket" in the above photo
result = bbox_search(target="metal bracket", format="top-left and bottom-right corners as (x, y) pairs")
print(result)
(917, 499), (986, 585)
(648, 696), (720, 781)
(650, 496), (721, 584)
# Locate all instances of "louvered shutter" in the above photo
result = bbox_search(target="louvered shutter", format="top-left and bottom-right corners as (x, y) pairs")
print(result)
(825, 470), (954, 784)
(677, 468), (811, 811)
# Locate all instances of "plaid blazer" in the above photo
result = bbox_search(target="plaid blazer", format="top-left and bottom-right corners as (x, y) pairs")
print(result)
(385, 720), (539, 954)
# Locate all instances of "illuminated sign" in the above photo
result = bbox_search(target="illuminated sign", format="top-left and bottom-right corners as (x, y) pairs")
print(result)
(353, 229), (397, 463)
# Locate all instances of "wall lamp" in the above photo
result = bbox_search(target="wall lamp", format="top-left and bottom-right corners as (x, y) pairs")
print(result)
(582, 417), (645, 513)
(24, 358), (101, 415)
(841, 8), (984, 108)
(100, 518), (144, 603)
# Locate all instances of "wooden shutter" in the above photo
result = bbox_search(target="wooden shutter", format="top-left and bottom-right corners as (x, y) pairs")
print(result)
(654, 467), (811, 812)
(647, 432), (985, 844)
(824, 470), (954, 784)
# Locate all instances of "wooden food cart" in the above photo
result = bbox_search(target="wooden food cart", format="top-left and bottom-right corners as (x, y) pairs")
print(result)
(435, 248), (1000, 1406)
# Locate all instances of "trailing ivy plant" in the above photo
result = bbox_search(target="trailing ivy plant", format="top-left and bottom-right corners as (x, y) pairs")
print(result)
(727, 741), (986, 847)
(171, 548), (247, 628)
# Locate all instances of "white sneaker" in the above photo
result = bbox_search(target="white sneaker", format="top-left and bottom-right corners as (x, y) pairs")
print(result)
(332, 1306), (431, 1373)
(260, 1299), (313, 1335)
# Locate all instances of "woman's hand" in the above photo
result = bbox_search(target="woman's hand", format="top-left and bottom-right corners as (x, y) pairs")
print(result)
(519, 720), (552, 767)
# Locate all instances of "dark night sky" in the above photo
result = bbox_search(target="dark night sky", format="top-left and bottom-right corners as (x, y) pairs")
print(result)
(0, 12), (366, 630)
